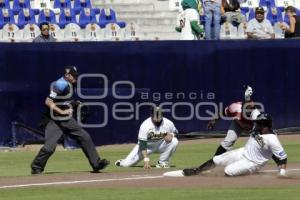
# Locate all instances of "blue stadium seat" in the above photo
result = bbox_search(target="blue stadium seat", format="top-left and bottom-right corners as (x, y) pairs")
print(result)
(74, 0), (92, 14)
(248, 8), (255, 21)
(99, 8), (126, 28)
(78, 8), (97, 28)
(59, 8), (77, 28)
(0, 0), (10, 9)
(240, 7), (249, 16)
(259, 0), (275, 8)
(266, 7), (283, 25)
(0, 9), (15, 29)
(53, 0), (72, 9)
(12, 0), (31, 14)
(38, 9), (57, 24)
(17, 8), (37, 29)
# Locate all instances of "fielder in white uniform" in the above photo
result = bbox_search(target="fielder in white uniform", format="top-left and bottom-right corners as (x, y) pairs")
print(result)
(165, 113), (288, 177)
(115, 106), (178, 169)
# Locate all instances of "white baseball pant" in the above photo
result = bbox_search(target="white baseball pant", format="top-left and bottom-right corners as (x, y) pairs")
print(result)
(213, 147), (263, 176)
(119, 138), (178, 167)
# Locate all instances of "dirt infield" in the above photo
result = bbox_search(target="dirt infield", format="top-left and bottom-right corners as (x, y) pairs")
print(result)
(0, 135), (300, 189)
(0, 165), (300, 189)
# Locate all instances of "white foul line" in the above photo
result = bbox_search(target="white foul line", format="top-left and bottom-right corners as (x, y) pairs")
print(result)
(1, 168), (300, 189)
(0, 175), (164, 189)
(262, 168), (300, 173)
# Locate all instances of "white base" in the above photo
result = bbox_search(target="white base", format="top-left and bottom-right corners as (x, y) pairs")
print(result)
(163, 170), (184, 177)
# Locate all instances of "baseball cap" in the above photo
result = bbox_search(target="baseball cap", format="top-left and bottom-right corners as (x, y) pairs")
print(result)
(64, 65), (79, 77)
(255, 7), (265, 14)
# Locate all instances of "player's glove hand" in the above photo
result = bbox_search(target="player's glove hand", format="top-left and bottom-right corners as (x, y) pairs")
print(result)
(207, 119), (217, 130)
(244, 85), (253, 101)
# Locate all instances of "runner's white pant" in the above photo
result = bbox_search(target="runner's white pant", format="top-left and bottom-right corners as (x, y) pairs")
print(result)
(120, 138), (178, 167)
(213, 147), (263, 176)
(221, 121), (245, 150)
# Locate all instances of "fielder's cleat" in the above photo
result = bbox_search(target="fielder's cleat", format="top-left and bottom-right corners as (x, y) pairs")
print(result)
(156, 161), (170, 168)
(31, 168), (43, 175)
(93, 159), (110, 172)
(114, 159), (122, 167)
(183, 168), (200, 176)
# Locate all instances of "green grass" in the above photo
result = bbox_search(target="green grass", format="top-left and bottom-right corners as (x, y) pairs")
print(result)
(0, 140), (299, 199)
(0, 140), (299, 176)
(1, 187), (300, 200)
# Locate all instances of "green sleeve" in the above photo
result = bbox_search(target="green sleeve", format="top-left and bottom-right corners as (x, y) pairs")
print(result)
(190, 21), (204, 35)
(139, 140), (147, 151)
(175, 27), (182, 32)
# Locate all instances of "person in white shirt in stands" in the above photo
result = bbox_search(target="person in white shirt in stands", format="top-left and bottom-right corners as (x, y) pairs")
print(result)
(246, 7), (275, 39)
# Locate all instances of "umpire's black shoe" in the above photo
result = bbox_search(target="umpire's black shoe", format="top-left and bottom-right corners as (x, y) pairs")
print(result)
(93, 159), (110, 172)
(31, 168), (43, 175)
(183, 168), (199, 176)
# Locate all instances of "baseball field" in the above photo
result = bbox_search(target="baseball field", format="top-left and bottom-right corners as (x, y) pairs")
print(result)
(0, 134), (300, 200)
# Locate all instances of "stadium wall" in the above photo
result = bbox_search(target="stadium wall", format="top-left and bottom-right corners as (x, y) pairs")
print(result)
(0, 40), (300, 146)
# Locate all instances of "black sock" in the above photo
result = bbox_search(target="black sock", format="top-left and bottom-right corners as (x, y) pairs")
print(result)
(214, 145), (227, 156)
(196, 158), (215, 172)
(272, 154), (280, 166)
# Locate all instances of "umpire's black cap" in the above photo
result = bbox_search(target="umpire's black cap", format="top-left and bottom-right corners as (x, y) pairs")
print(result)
(64, 65), (79, 77)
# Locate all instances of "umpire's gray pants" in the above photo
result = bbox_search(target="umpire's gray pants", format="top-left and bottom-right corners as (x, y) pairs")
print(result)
(31, 118), (100, 171)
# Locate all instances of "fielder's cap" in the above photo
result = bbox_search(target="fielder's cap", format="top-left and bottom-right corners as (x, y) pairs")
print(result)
(150, 106), (163, 121)
(255, 7), (265, 14)
(64, 65), (79, 77)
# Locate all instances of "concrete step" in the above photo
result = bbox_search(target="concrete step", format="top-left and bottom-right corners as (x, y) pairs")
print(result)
(117, 11), (177, 18)
(91, 0), (178, 40)
(119, 17), (177, 26)
(140, 25), (176, 33)
(93, 3), (155, 12)
(142, 32), (181, 40)
(95, 0), (155, 4)
(94, 0), (171, 11)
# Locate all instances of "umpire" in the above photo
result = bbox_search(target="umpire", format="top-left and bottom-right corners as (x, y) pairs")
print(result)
(31, 66), (109, 174)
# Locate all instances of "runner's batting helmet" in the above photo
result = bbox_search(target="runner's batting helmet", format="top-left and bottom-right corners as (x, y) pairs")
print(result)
(254, 113), (272, 128)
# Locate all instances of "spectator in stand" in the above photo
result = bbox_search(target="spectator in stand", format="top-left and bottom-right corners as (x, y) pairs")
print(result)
(246, 7), (275, 39)
(222, 0), (246, 26)
(33, 22), (56, 42)
(203, 0), (222, 40)
(175, 0), (204, 40)
(280, 6), (300, 38)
